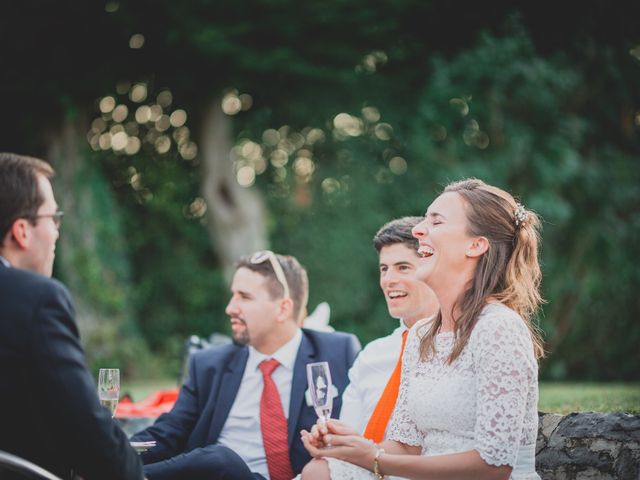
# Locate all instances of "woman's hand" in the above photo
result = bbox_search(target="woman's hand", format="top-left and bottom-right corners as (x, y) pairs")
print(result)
(301, 419), (360, 452)
(301, 420), (378, 470)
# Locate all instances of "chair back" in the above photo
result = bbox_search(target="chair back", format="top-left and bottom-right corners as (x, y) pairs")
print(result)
(0, 450), (63, 480)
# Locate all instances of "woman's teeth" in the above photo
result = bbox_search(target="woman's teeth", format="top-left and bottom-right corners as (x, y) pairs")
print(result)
(418, 246), (434, 257)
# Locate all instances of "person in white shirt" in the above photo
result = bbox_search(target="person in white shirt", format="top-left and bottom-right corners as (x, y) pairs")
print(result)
(339, 217), (439, 438)
(302, 179), (544, 480)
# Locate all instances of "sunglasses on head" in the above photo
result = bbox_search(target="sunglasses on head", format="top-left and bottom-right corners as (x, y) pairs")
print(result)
(249, 250), (290, 299)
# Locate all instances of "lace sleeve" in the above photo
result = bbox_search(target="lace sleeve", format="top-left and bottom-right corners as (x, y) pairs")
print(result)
(471, 306), (537, 467)
(386, 323), (422, 446)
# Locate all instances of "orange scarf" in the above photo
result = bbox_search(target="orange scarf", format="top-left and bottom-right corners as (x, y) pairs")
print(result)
(363, 330), (408, 443)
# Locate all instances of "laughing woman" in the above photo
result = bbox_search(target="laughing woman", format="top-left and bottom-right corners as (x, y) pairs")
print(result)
(301, 178), (544, 480)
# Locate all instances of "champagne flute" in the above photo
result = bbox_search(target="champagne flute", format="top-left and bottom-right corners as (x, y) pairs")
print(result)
(306, 361), (333, 425)
(98, 368), (120, 417)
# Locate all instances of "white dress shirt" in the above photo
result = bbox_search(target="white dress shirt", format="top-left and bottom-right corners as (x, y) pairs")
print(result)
(0, 256), (10, 267)
(217, 328), (303, 479)
(339, 320), (407, 436)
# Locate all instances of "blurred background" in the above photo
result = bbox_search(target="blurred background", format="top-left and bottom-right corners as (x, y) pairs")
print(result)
(1, 0), (639, 388)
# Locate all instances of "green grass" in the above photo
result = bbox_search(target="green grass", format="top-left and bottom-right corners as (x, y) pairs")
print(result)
(123, 379), (640, 415)
(539, 382), (640, 415)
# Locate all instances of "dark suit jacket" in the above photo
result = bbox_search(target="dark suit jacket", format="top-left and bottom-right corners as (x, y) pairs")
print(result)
(0, 262), (143, 480)
(132, 328), (360, 475)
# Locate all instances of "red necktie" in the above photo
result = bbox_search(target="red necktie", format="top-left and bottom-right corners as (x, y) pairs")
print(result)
(363, 329), (409, 443)
(259, 359), (293, 480)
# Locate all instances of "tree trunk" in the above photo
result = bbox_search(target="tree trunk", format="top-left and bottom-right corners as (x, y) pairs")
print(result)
(199, 98), (267, 279)
(46, 116), (99, 339)
(46, 115), (137, 359)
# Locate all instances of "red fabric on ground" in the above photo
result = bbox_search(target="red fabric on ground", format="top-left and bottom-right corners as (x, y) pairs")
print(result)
(115, 388), (179, 418)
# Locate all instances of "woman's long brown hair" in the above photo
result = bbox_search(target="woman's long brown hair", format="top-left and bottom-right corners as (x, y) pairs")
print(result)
(419, 179), (545, 363)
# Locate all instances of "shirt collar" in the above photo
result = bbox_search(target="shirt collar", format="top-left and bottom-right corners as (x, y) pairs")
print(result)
(247, 328), (303, 373)
(0, 256), (10, 268)
(399, 314), (437, 332)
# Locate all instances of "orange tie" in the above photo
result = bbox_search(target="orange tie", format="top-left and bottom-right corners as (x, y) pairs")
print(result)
(363, 330), (408, 443)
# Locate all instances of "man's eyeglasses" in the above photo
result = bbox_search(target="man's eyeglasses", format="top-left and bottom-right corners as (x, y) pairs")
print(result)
(28, 211), (64, 229)
(250, 250), (290, 299)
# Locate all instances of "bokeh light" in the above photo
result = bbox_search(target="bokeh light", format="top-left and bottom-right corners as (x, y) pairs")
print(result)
(239, 93), (253, 111)
(169, 109), (187, 127)
(357, 50), (388, 73)
(135, 105), (151, 123)
(155, 114), (171, 132)
(149, 105), (162, 122)
(179, 142), (198, 160)
(129, 34), (145, 49)
(112, 104), (128, 123)
(157, 90), (173, 108)
(125, 136), (141, 155)
(305, 128), (325, 145)
(262, 129), (280, 146)
(111, 131), (128, 150)
(98, 133), (111, 150)
(237, 166), (256, 187)
(374, 123), (393, 141)
(92, 118), (107, 132)
(155, 135), (171, 154)
(449, 97), (470, 116)
(333, 113), (363, 137)
(389, 156), (407, 175)
(362, 106), (381, 123)
(188, 197), (207, 218)
(130, 83), (148, 103)
(270, 149), (289, 167)
(321, 177), (340, 194)
(90, 82), (199, 162)
(99, 96), (116, 114)
(222, 91), (242, 115)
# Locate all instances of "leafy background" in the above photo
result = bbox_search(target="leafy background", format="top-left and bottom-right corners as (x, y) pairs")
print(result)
(1, 1), (639, 381)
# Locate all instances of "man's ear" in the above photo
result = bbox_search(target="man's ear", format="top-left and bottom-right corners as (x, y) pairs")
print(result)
(276, 297), (295, 323)
(9, 219), (30, 250)
(465, 236), (489, 258)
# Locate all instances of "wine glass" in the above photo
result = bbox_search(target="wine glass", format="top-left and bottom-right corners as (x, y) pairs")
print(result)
(98, 368), (120, 418)
(306, 361), (333, 425)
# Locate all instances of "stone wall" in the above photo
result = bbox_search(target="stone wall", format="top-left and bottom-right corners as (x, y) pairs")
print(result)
(120, 412), (640, 479)
(537, 412), (640, 480)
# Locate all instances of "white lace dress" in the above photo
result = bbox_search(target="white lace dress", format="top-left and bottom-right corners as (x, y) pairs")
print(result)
(326, 303), (540, 480)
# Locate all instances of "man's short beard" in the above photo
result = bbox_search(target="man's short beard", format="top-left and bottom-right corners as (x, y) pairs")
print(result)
(231, 322), (250, 346)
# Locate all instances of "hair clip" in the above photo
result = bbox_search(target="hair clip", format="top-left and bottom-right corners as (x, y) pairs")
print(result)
(514, 203), (527, 227)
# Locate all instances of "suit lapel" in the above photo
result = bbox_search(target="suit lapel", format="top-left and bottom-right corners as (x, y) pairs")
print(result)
(288, 331), (315, 447)
(207, 347), (248, 443)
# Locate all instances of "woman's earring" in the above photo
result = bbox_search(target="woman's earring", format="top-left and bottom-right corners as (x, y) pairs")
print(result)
(465, 250), (472, 256)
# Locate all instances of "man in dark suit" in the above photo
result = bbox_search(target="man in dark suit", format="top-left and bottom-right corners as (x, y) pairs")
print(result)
(132, 252), (360, 480)
(0, 152), (143, 480)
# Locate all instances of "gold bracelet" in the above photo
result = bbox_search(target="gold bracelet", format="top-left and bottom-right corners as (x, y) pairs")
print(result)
(373, 445), (385, 480)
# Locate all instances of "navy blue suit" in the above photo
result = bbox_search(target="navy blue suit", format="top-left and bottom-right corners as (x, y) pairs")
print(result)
(0, 262), (143, 480)
(132, 329), (360, 479)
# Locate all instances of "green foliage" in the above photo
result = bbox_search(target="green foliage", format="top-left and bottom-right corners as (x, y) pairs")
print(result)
(245, 25), (640, 381)
(3, 2), (639, 382)
(400, 29), (640, 380)
(91, 141), (230, 375)
(51, 147), (159, 379)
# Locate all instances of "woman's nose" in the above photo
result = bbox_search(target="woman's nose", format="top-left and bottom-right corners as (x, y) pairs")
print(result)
(412, 220), (427, 238)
